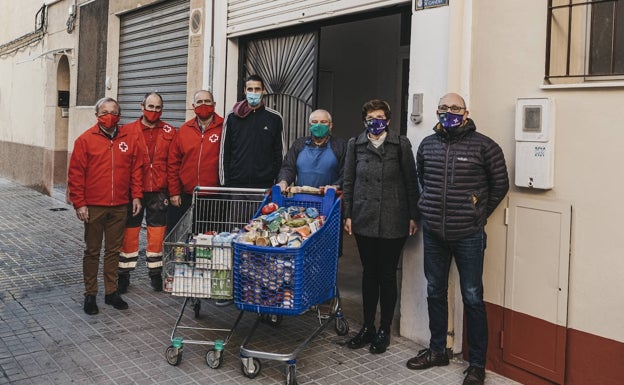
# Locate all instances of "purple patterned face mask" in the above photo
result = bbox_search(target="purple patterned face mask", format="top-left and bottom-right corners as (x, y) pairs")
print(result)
(365, 118), (387, 135)
(438, 112), (464, 129)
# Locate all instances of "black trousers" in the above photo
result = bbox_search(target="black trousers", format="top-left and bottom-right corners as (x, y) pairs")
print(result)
(354, 234), (407, 332)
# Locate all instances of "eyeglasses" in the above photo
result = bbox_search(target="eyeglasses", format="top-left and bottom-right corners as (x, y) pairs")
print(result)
(97, 111), (120, 117)
(438, 105), (465, 113)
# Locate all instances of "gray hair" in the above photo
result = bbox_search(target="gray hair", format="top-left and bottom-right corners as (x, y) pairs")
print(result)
(142, 92), (163, 107)
(193, 89), (214, 103)
(94, 97), (120, 114)
(309, 109), (332, 123)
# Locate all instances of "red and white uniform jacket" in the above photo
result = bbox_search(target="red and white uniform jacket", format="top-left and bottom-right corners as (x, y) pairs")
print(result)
(68, 124), (144, 208)
(168, 114), (224, 196)
(126, 118), (176, 193)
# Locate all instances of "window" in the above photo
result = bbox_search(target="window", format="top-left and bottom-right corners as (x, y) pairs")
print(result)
(76, 0), (108, 105)
(546, 0), (624, 83)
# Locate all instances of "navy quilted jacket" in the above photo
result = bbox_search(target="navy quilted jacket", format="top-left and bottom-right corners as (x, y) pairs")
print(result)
(416, 119), (509, 241)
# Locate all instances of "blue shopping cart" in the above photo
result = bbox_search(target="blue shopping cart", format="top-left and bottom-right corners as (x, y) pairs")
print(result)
(234, 186), (349, 385)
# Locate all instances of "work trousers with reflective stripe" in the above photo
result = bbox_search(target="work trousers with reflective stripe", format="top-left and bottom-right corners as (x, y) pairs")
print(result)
(83, 205), (127, 296)
(119, 192), (168, 276)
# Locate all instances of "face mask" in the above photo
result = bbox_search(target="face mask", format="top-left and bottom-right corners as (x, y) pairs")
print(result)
(365, 118), (387, 135)
(246, 92), (262, 107)
(143, 110), (162, 123)
(194, 104), (214, 120)
(438, 112), (464, 129)
(98, 113), (120, 129)
(309, 123), (330, 138)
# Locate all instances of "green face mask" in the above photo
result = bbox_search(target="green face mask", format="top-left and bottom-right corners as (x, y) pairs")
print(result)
(309, 123), (330, 138)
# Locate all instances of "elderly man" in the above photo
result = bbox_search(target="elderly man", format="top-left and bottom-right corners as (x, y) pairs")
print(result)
(406, 93), (509, 385)
(277, 109), (347, 191)
(167, 90), (224, 233)
(68, 97), (143, 315)
(117, 92), (176, 294)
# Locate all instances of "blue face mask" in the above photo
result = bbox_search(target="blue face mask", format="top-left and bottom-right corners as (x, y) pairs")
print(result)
(365, 118), (387, 135)
(246, 92), (262, 107)
(309, 123), (330, 138)
(438, 112), (464, 130)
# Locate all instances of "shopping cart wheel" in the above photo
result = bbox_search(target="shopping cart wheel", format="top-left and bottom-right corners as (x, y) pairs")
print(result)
(192, 298), (201, 318)
(286, 364), (298, 385)
(241, 357), (261, 379)
(205, 349), (222, 369)
(263, 314), (283, 327)
(334, 317), (349, 336)
(165, 346), (183, 366)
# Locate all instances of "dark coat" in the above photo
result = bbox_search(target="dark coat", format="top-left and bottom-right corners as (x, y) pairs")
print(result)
(416, 118), (509, 241)
(277, 135), (348, 187)
(343, 130), (420, 239)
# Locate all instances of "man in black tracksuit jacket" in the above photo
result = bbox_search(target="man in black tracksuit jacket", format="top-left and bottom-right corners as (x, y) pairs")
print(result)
(219, 75), (285, 188)
(406, 93), (509, 385)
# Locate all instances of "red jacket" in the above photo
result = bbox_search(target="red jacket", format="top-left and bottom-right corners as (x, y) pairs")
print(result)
(68, 124), (144, 208)
(126, 118), (176, 193)
(168, 114), (224, 195)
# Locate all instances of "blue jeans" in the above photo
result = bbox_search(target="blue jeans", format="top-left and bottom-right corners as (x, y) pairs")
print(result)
(423, 228), (487, 367)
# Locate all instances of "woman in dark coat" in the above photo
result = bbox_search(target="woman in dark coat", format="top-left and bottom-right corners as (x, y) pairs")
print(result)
(342, 99), (420, 354)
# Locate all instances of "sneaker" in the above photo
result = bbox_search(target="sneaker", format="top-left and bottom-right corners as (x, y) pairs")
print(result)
(215, 299), (233, 307)
(406, 348), (450, 370)
(346, 325), (376, 349)
(150, 274), (163, 292)
(104, 292), (128, 310)
(463, 366), (485, 385)
(117, 273), (130, 294)
(369, 329), (390, 354)
(83, 295), (99, 315)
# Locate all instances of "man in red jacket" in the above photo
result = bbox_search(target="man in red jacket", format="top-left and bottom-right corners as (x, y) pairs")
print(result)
(118, 92), (176, 294)
(68, 97), (143, 315)
(167, 89), (223, 232)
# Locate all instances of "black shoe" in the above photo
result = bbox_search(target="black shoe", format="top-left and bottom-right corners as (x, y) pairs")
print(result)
(150, 274), (163, 292)
(347, 325), (376, 349)
(118, 273), (130, 294)
(406, 348), (450, 370)
(104, 292), (128, 310)
(215, 299), (233, 307)
(83, 295), (99, 315)
(463, 366), (485, 385)
(369, 329), (390, 354)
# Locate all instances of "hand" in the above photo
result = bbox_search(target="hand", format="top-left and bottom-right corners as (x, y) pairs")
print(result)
(277, 181), (288, 192)
(170, 195), (181, 207)
(323, 185), (337, 191)
(76, 206), (89, 223)
(132, 198), (142, 216)
(409, 219), (419, 236)
(344, 218), (352, 235)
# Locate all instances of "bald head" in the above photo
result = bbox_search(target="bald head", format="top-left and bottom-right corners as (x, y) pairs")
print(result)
(438, 93), (466, 109)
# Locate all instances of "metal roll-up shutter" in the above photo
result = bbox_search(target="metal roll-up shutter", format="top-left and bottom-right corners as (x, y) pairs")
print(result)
(118, 0), (190, 128)
(227, 0), (408, 37)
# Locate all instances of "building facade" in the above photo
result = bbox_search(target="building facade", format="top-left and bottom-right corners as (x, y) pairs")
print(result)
(0, 1), (622, 384)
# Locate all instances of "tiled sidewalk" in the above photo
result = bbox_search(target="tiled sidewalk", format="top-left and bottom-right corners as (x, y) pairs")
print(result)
(0, 178), (520, 385)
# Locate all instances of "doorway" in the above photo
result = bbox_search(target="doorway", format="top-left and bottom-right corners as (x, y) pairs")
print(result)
(54, 55), (70, 187)
(238, 6), (411, 325)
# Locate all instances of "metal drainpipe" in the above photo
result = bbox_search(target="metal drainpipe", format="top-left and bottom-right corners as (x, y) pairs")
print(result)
(207, 0), (215, 91)
(446, 272), (455, 358)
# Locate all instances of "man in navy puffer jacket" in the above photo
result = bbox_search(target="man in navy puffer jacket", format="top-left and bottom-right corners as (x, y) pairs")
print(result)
(406, 93), (509, 385)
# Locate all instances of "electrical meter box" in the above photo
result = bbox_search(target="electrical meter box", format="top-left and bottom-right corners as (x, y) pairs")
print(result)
(515, 98), (555, 189)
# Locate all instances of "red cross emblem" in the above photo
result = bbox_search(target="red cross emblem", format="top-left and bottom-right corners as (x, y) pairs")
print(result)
(119, 142), (129, 152)
(209, 133), (219, 143)
(163, 125), (172, 133)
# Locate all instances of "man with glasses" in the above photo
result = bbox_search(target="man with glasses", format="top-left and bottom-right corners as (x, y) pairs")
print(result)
(406, 93), (509, 385)
(276, 109), (347, 192)
(167, 90), (224, 234)
(68, 97), (144, 315)
(117, 92), (176, 294)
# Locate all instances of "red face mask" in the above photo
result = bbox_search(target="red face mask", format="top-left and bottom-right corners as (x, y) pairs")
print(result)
(194, 104), (214, 120)
(143, 110), (162, 123)
(97, 113), (120, 129)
